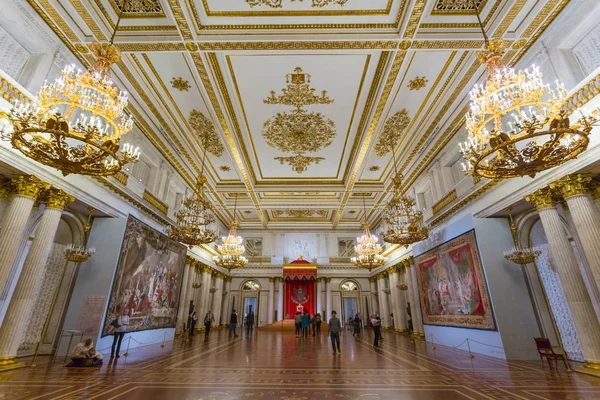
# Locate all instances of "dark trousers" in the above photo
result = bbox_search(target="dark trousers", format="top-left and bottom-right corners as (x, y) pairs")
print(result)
(302, 326), (308, 337)
(330, 332), (340, 352)
(373, 326), (381, 347)
(111, 331), (125, 356)
(205, 323), (211, 336)
(316, 322), (321, 334)
(229, 323), (237, 337)
(295, 323), (301, 335)
(247, 322), (253, 335)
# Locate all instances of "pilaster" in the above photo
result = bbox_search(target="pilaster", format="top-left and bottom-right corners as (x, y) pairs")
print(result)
(267, 277), (275, 324)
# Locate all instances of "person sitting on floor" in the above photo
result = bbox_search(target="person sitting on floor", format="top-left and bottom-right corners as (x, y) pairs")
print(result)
(69, 339), (94, 367)
(88, 348), (104, 366)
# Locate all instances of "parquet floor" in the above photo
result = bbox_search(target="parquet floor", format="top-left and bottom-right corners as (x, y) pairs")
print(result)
(1, 326), (600, 399)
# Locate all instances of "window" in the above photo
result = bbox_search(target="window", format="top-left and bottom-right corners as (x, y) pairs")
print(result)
(340, 281), (359, 291)
(245, 238), (263, 257)
(338, 239), (355, 257)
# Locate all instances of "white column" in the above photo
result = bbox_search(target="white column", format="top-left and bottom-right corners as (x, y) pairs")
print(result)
(221, 278), (232, 326)
(377, 275), (391, 329)
(277, 278), (284, 321)
(527, 188), (600, 369)
(267, 277), (275, 324)
(388, 270), (400, 331)
(0, 189), (73, 365)
(196, 267), (212, 327)
(406, 258), (422, 335)
(211, 275), (224, 325)
(316, 278), (323, 316)
(0, 176), (48, 297)
(325, 277), (332, 320)
(176, 258), (193, 331)
(369, 278), (377, 317)
(554, 175), (600, 296)
(395, 269), (408, 332)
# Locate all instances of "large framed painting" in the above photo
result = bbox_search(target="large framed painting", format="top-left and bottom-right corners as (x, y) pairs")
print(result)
(415, 230), (496, 330)
(102, 216), (187, 337)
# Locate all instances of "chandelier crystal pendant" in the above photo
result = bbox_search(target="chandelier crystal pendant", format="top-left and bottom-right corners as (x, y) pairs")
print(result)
(459, 2), (597, 180)
(214, 194), (248, 271)
(503, 207), (541, 265)
(65, 207), (96, 262)
(351, 194), (386, 271)
(2, 2), (140, 177)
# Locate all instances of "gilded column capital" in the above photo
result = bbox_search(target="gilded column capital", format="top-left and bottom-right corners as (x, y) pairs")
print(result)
(325, 277), (332, 283)
(11, 175), (50, 199)
(592, 183), (600, 200)
(44, 189), (75, 210)
(550, 174), (592, 199)
(268, 276), (275, 283)
(0, 176), (11, 200)
(525, 187), (556, 210)
(386, 265), (398, 275)
(368, 277), (376, 283)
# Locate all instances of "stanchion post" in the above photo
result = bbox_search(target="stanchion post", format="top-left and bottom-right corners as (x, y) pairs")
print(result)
(124, 337), (131, 357)
(466, 338), (474, 358)
(430, 334), (436, 350)
(161, 332), (166, 349)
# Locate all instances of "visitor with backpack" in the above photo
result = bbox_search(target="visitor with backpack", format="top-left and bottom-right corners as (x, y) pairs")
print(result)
(111, 307), (129, 358)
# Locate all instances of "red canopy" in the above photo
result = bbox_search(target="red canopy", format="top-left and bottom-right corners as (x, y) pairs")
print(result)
(283, 257), (317, 281)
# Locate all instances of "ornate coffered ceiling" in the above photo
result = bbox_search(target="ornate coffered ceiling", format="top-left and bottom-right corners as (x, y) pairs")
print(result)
(26, 0), (570, 230)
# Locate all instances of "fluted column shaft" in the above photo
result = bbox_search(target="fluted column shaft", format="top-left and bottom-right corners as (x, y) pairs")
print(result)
(267, 277), (275, 324)
(369, 278), (377, 317)
(176, 260), (193, 331)
(377, 276), (390, 329)
(0, 189), (73, 362)
(528, 187), (600, 366)
(211, 276), (224, 325)
(221, 279), (232, 326)
(325, 277), (332, 320)
(388, 271), (401, 331)
(316, 278), (322, 316)
(396, 272), (408, 332)
(406, 260), (422, 334)
(277, 278), (284, 321)
(0, 176), (49, 295)
(197, 270), (212, 323)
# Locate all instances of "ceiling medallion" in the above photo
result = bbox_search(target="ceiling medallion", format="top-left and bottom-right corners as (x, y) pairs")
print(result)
(114, 0), (162, 14)
(246, 0), (348, 9)
(170, 77), (190, 91)
(189, 110), (224, 157)
(263, 67), (335, 173)
(375, 109), (411, 157)
(407, 76), (428, 91)
(2, 10), (139, 176)
(272, 209), (328, 218)
(459, 6), (597, 180)
(434, 0), (483, 13)
(219, 165), (231, 172)
(369, 165), (380, 172)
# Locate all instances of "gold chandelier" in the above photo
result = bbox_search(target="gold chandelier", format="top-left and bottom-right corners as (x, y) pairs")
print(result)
(214, 194), (248, 271)
(351, 194), (386, 270)
(65, 208), (96, 262)
(166, 110), (222, 246)
(2, 4), (140, 177)
(503, 207), (541, 265)
(459, 3), (597, 180)
(374, 110), (428, 246)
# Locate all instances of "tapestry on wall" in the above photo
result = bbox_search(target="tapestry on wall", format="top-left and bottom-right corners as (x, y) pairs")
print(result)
(101, 216), (187, 337)
(415, 229), (496, 330)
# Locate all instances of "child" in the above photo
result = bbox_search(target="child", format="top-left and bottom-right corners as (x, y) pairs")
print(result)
(88, 348), (104, 366)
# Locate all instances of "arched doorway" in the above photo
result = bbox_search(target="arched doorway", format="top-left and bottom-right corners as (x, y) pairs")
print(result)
(240, 280), (260, 330)
(340, 280), (360, 327)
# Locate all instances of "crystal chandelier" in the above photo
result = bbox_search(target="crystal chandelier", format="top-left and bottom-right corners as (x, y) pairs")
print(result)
(374, 111), (428, 246)
(351, 194), (386, 270)
(166, 112), (222, 246)
(459, 2), (597, 180)
(214, 194), (248, 271)
(2, 3), (140, 177)
(503, 207), (541, 265)
(65, 207), (96, 262)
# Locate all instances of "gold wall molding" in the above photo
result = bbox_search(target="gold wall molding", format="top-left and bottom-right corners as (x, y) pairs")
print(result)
(403, 0), (425, 39)
(167, 0), (193, 40)
(143, 190), (169, 214)
(429, 181), (497, 227)
(198, 41), (400, 51)
(114, 171), (129, 185)
(432, 189), (457, 215)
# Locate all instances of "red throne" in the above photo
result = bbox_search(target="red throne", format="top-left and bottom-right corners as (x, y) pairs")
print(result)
(283, 257), (317, 319)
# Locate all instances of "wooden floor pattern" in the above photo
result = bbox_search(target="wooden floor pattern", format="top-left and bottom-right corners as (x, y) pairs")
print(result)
(1, 327), (600, 399)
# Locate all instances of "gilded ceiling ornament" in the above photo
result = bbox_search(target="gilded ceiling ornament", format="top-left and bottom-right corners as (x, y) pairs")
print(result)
(189, 110), (225, 157)
(348, 210), (356, 214)
(263, 111), (335, 154)
(246, 0), (348, 9)
(219, 165), (231, 172)
(244, 210), (252, 214)
(170, 77), (191, 91)
(263, 67), (336, 173)
(407, 76), (428, 91)
(114, 0), (162, 14)
(272, 209), (328, 218)
(369, 166), (380, 172)
(512, 39), (527, 49)
(374, 109), (411, 157)
(263, 67), (334, 112)
(274, 155), (325, 173)
(434, 0), (483, 13)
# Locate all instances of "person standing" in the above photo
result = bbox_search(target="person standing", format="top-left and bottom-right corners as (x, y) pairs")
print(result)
(301, 311), (310, 338)
(310, 314), (316, 336)
(316, 313), (322, 335)
(229, 309), (238, 337)
(328, 311), (341, 355)
(111, 308), (129, 358)
(246, 310), (255, 336)
(353, 313), (361, 337)
(376, 312), (383, 341)
(188, 311), (198, 339)
(294, 312), (302, 338)
(371, 314), (381, 347)
(204, 310), (215, 337)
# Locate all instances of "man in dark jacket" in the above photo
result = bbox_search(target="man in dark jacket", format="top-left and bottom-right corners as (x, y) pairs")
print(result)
(229, 310), (238, 337)
(328, 310), (342, 355)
